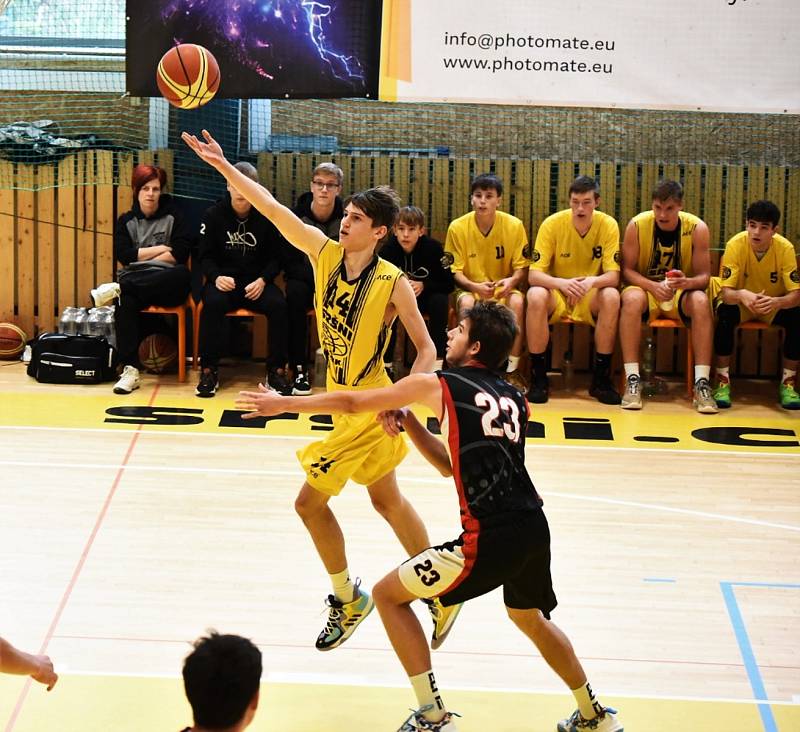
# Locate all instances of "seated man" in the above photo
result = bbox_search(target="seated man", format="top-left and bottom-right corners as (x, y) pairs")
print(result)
(619, 179), (717, 413)
(180, 632), (262, 732)
(381, 205), (455, 374)
(712, 199), (800, 410)
(282, 162), (346, 395)
(445, 173), (529, 388)
(196, 161), (289, 397)
(526, 176), (621, 404)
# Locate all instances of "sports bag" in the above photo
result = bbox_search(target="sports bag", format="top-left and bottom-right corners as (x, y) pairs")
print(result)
(27, 332), (118, 384)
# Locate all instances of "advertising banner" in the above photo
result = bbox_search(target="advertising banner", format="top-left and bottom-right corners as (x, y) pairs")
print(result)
(381, 0), (798, 113)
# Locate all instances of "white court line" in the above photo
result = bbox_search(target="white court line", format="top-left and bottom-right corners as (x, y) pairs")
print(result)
(49, 667), (800, 706)
(2, 458), (799, 533)
(1, 424), (799, 459)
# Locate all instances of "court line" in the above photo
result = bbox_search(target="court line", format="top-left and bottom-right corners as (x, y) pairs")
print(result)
(2, 424), (800, 458)
(2, 386), (160, 732)
(2, 458), (799, 533)
(721, 581), (800, 732)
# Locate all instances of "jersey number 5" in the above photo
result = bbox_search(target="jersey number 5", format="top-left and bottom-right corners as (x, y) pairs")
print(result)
(475, 392), (521, 442)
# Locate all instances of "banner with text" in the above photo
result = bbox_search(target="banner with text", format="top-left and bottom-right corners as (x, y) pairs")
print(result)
(380, 0), (798, 113)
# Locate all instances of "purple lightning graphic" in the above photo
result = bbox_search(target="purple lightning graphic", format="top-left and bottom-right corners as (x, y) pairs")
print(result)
(159, 0), (365, 87)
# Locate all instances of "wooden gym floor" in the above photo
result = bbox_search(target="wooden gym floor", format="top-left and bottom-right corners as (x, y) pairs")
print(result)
(0, 360), (798, 732)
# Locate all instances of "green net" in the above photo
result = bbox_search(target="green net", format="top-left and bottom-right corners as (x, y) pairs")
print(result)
(1, 0), (798, 247)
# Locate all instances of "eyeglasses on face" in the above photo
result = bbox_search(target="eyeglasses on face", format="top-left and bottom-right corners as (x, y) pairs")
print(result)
(312, 180), (340, 191)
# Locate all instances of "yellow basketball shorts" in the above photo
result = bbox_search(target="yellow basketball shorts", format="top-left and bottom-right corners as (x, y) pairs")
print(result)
(297, 402), (409, 496)
(622, 284), (687, 323)
(548, 289), (596, 326)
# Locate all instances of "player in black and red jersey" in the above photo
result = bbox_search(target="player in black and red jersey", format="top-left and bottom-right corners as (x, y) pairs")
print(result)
(237, 302), (623, 732)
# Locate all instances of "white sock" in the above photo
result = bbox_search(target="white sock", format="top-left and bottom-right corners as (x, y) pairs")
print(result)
(783, 368), (797, 385)
(329, 568), (355, 603)
(694, 365), (711, 383)
(571, 681), (604, 721)
(624, 362), (639, 378)
(716, 366), (730, 383)
(433, 359), (443, 370)
(409, 670), (446, 722)
(506, 355), (520, 373)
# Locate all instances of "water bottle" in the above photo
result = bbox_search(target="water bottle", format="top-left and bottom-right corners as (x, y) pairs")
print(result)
(73, 307), (90, 335)
(87, 308), (103, 337)
(659, 269), (680, 312)
(562, 349), (574, 390)
(642, 335), (657, 397)
(313, 347), (327, 387)
(58, 306), (77, 335)
(99, 307), (117, 348)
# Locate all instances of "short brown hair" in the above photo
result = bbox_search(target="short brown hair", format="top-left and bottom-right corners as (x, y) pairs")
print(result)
(568, 175), (599, 198)
(464, 301), (518, 371)
(652, 179), (683, 203)
(312, 162), (343, 187)
(397, 205), (425, 228)
(345, 186), (400, 243)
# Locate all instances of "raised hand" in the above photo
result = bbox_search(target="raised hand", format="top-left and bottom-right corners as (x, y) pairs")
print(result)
(181, 129), (227, 169)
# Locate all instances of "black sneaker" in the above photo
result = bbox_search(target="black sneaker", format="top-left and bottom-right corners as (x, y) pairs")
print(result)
(292, 366), (312, 396)
(589, 376), (622, 405)
(195, 367), (219, 398)
(267, 367), (292, 396)
(527, 375), (550, 404)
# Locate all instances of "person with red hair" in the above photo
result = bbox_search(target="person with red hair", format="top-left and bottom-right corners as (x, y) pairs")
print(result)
(105, 164), (193, 393)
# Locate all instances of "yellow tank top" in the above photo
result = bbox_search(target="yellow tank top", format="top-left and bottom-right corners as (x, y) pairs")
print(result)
(633, 210), (700, 280)
(315, 240), (403, 387)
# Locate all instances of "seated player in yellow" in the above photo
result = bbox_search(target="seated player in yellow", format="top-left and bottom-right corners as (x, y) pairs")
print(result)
(182, 129), (461, 653)
(445, 173), (529, 389)
(526, 176), (621, 404)
(619, 180), (717, 413)
(711, 199), (800, 410)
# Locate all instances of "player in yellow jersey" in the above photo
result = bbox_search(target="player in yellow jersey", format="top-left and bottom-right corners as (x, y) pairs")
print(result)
(711, 200), (800, 410)
(619, 180), (717, 413)
(526, 176), (621, 404)
(182, 129), (462, 652)
(445, 174), (529, 389)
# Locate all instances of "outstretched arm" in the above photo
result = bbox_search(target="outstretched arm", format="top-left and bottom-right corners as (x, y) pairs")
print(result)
(0, 637), (58, 691)
(237, 372), (443, 420)
(181, 129), (327, 259)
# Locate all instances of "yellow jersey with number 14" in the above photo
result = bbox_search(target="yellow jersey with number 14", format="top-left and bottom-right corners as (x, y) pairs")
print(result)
(315, 240), (403, 388)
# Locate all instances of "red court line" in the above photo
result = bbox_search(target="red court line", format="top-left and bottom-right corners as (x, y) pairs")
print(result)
(3, 385), (161, 732)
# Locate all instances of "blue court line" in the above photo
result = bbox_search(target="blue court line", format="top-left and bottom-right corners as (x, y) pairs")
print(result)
(643, 577), (676, 583)
(720, 581), (800, 732)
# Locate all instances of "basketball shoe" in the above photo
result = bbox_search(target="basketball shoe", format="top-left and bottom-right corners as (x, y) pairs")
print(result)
(195, 367), (219, 398)
(779, 381), (800, 410)
(424, 597), (463, 650)
(267, 367), (292, 396)
(90, 282), (120, 308)
(315, 581), (374, 651)
(291, 365), (312, 396)
(113, 365), (140, 394)
(397, 705), (461, 731)
(620, 374), (642, 409)
(713, 379), (731, 408)
(557, 706), (623, 731)
(693, 377), (718, 414)
(505, 369), (528, 393)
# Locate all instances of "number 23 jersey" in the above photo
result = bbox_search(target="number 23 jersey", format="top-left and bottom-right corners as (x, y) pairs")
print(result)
(439, 366), (543, 528)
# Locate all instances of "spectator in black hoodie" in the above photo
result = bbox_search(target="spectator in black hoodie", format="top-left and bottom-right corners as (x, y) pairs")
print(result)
(381, 206), (455, 374)
(110, 164), (192, 395)
(196, 162), (289, 397)
(282, 162), (345, 394)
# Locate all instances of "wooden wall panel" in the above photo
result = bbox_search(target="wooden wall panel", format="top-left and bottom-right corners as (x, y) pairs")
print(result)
(36, 166), (56, 333)
(16, 165), (36, 336)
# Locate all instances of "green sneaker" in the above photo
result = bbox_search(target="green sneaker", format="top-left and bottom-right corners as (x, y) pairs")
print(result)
(779, 382), (800, 410)
(713, 380), (731, 409)
(315, 581), (374, 651)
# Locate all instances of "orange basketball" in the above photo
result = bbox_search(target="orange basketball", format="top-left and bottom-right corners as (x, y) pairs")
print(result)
(0, 322), (26, 360)
(156, 43), (220, 110)
(138, 333), (178, 374)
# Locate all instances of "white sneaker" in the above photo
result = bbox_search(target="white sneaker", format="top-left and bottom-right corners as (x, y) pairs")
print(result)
(693, 377), (719, 414)
(113, 365), (140, 394)
(558, 706), (623, 732)
(91, 282), (121, 307)
(620, 375), (642, 410)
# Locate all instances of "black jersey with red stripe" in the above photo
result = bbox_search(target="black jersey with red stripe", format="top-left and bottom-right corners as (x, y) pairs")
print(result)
(438, 366), (543, 529)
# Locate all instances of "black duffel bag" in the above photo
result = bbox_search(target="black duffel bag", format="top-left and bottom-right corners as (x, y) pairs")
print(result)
(27, 332), (118, 384)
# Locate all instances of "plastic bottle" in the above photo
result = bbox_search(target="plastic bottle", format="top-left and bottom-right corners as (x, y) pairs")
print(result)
(58, 306), (77, 335)
(642, 335), (657, 397)
(562, 349), (574, 390)
(659, 269), (681, 312)
(73, 307), (90, 335)
(101, 307), (117, 348)
(87, 308), (103, 337)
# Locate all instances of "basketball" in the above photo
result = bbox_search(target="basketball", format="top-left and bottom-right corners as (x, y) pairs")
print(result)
(0, 322), (26, 360)
(156, 43), (220, 110)
(138, 333), (178, 374)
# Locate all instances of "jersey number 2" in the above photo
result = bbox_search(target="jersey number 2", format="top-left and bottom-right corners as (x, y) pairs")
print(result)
(475, 392), (521, 442)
